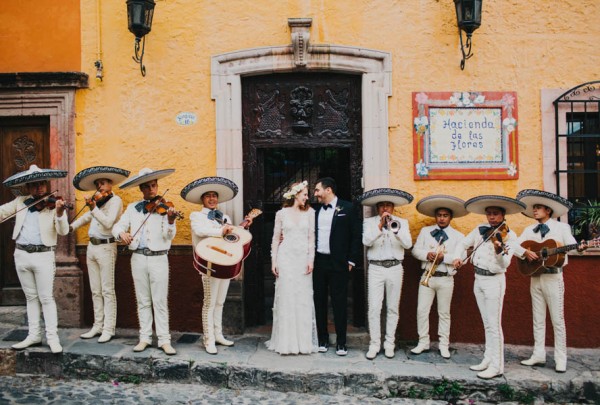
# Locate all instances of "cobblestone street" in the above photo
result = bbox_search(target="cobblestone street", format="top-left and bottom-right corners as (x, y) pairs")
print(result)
(0, 376), (442, 405)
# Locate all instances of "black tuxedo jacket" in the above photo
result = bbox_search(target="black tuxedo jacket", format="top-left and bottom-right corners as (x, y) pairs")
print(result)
(315, 198), (362, 268)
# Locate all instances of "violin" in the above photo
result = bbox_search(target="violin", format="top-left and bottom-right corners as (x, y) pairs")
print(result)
(85, 191), (112, 206)
(145, 197), (184, 220)
(487, 222), (510, 255)
(35, 195), (74, 211)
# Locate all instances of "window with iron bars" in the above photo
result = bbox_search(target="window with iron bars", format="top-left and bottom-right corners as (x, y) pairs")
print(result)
(554, 81), (600, 241)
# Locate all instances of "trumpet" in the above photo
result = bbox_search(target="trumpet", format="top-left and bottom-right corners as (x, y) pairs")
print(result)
(421, 239), (444, 287)
(383, 215), (401, 234)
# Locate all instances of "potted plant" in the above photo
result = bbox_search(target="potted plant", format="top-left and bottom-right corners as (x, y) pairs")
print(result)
(572, 200), (600, 241)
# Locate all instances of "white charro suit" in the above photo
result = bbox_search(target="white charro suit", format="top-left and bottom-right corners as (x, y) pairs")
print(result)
(514, 219), (577, 371)
(0, 196), (69, 344)
(112, 201), (176, 346)
(453, 224), (518, 375)
(190, 207), (232, 348)
(70, 195), (123, 336)
(362, 214), (412, 352)
(412, 224), (464, 350)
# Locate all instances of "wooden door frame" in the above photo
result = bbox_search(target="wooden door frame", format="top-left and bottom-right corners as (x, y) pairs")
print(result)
(211, 32), (392, 332)
(0, 72), (87, 327)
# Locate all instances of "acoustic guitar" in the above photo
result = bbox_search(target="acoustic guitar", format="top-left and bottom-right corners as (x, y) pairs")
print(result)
(193, 208), (262, 279)
(517, 238), (598, 276)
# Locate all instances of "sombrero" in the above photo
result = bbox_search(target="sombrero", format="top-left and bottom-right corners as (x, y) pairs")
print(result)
(3, 164), (67, 188)
(357, 188), (414, 207)
(180, 176), (238, 204)
(465, 195), (526, 216)
(73, 166), (131, 191)
(118, 168), (175, 189)
(416, 194), (468, 218)
(516, 189), (572, 218)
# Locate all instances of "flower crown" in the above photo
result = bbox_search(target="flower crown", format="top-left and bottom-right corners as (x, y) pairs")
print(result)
(283, 180), (308, 200)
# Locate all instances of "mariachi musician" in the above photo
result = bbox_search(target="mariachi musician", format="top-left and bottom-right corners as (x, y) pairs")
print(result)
(514, 189), (587, 373)
(181, 176), (253, 355)
(452, 195), (525, 379)
(70, 166), (130, 343)
(112, 168), (178, 355)
(0, 164), (70, 353)
(411, 195), (467, 359)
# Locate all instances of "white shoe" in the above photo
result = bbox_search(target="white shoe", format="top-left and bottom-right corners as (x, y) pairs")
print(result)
(439, 346), (451, 359)
(160, 343), (177, 355)
(477, 368), (503, 379)
(384, 347), (395, 359)
(11, 337), (42, 350)
(80, 328), (102, 339)
(215, 335), (234, 346)
(133, 341), (150, 352)
(365, 346), (379, 360)
(520, 356), (545, 366)
(470, 358), (491, 371)
(97, 333), (113, 343)
(410, 343), (430, 355)
(555, 362), (567, 373)
(48, 341), (63, 354)
(205, 344), (217, 355)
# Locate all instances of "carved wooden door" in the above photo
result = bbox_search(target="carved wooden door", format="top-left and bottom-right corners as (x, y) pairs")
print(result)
(0, 117), (50, 305)
(242, 72), (365, 328)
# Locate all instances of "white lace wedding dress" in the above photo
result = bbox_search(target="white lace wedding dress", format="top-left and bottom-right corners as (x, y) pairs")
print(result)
(266, 207), (318, 354)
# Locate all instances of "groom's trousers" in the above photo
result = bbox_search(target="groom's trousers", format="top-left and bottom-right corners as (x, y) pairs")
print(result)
(313, 252), (349, 346)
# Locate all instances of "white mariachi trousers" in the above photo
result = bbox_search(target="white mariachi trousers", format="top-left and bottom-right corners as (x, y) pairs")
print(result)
(529, 273), (567, 368)
(367, 263), (404, 351)
(131, 254), (171, 346)
(87, 243), (117, 335)
(202, 275), (230, 346)
(14, 249), (60, 344)
(416, 274), (454, 348)
(474, 273), (506, 374)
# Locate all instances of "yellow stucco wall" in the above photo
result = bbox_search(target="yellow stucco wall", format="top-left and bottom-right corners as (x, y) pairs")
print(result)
(75, 0), (600, 243)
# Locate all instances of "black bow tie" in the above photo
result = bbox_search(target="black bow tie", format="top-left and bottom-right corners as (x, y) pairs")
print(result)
(135, 200), (152, 214)
(430, 228), (448, 243)
(533, 223), (550, 238)
(479, 226), (493, 237)
(322, 204), (332, 210)
(24, 197), (42, 212)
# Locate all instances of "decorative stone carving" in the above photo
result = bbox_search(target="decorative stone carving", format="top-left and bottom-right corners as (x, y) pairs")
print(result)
(318, 89), (350, 138)
(255, 89), (284, 138)
(290, 86), (313, 133)
(288, 18), (312, 67)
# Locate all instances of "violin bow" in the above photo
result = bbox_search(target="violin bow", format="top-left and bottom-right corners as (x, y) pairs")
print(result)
(460, 220), (507, 267)
(129, 188), (170, 241)
(0, 190), (59, 224)
(69, 189), (102, 224)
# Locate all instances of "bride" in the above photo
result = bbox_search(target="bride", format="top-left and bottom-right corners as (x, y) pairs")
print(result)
(266, 181), (318, 354)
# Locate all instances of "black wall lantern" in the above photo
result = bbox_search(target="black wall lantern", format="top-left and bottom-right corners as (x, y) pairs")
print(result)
(127, 0), (156, 76)
(454, 0), (482, 70)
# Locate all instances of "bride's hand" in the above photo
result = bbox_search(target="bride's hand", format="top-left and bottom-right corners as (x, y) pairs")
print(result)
(271, 266), (279, 277)
(305, 264), (313, 275)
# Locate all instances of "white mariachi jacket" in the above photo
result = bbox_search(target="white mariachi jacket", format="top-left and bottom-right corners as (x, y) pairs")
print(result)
(514, 218), (578, 267)
(70, 194), (123, 237)
(0, 196), (68, 246)
(190, 207), (232, 248)
(412, 224), (465, 273)
(112, 201), (176, 251)
(362, 214), (412, 261)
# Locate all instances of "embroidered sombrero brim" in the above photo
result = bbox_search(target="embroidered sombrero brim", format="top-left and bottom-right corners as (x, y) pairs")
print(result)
(3, 164), (67, 188)
(180, 176), (238, 204)
(73, 166), (131, 191)
(119, 168), (175, 189)
(465, 195), (526, 216)
(357, 188), (414, 207)
(416, 194), (468, 218)
(516, 189), (572, 218)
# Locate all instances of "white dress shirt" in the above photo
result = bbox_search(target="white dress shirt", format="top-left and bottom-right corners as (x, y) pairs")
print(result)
(112, 201), (176, 250)
(412, 224), (464, 273)
(316, 197), (337, 255)
(71, 194), (123, 239)
(514, 218), (578, 266)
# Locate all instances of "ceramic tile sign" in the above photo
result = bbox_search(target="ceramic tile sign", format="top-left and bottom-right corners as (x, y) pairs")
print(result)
(176, 112), (197, 126)
(412, 91), (518, 180)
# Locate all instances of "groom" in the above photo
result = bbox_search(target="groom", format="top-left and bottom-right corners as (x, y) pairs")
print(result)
(313, 177), (361, 356)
